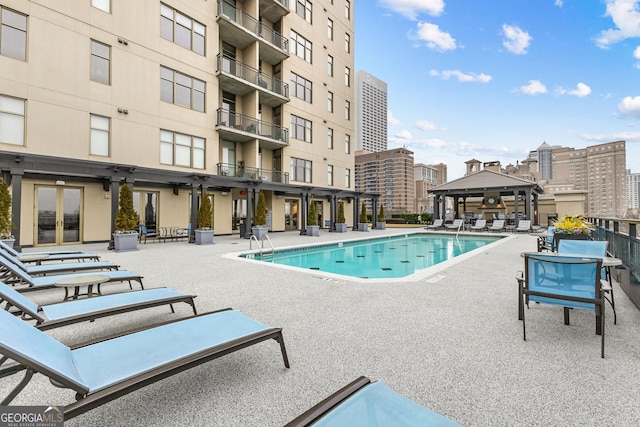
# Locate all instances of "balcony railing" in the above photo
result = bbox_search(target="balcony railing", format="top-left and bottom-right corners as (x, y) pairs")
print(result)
(217, 162), (289, 184)
(260, 0), (289, 22)
(217, 0), (288, 53)
(216, 109), (289, 147)
(216, 54), (289, 102)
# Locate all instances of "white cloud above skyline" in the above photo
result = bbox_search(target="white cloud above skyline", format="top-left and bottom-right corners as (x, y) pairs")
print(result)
(515, 80), (548, 95)
(377, 0), (445, 20)
(556, 82), (592, 97)
(502, 24), (532, 54)
(415, 120), (445, 131)
(429, 69), (492, 83)
(618, 95), (640, 118)
(411, 22), (457, 51)
(595, 0), (640, 48)
(388, 111), (400, 125)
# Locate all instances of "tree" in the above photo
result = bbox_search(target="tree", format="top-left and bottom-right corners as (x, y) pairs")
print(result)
(359, 201), (368, 224)
(337, 201), (346, 224)
(307, 200), (318, 226)
(377, 204), (386, 222)
(255, 191), (267, 226)
(115, 183), (139, 232)
(0, 178), (13, 239)
(197, 192), (213, 229)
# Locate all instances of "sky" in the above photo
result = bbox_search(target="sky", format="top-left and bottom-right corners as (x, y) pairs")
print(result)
(354, 0), (640, 180)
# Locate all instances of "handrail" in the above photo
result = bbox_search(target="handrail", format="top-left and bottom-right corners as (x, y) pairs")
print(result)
(249, 233), (274, 257)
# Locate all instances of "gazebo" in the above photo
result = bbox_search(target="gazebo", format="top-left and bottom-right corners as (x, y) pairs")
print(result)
(429, 170), (544, 226)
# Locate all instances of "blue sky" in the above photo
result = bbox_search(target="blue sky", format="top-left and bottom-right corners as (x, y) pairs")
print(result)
(354, 0), (640, 180)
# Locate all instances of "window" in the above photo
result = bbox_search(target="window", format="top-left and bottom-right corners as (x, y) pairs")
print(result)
(291, 72), (312, 103)
(345, 33), (350, 53)
(290, 157), (312, 183)
(160, 4), (205, 55)
(328, 91), (333, 112)
(291, 30), (312, 63)
(344, 66), (350, 87)
(344, 101), (350, 121)
(328, 128), (333, 149)
(91, 40), (110, 85)
(327, 18), (333, 40)
(295, 0), (312, 23)
(160, 129), (205, 169)
(0, 95), (25, 146)
(91, 0), (110, 13)
(345, 168), (351, 188)
(291, 115), (312, 143)
(0, 7), (27, 61)
(327, 55), (333, 76)
(160, 66), (205, 112)
(345, 134), (351, 154)
(90, 114), (110, 156)
(328, 165), (334, 186)
(345, 0), (351, 19)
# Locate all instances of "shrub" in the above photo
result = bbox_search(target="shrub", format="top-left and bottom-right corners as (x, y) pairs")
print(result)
(0, 178), (13, 239)
(337, 201), (346, 224)
(377, 204), (386, 222)
(115, 183), (139, 232)
(255, 191), (267, 226)
(359, 201), (368, 223)
(197, 193), (213, 229)
(307, 200), (318, 226)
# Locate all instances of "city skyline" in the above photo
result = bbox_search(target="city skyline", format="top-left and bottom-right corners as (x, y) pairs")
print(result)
(355, 0), (640, 180)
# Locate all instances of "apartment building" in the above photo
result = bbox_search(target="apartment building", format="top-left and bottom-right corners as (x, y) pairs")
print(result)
(628, 170), (640, 211)
(0, 0), (359, 247)
(414, 162), (446, 213)
(355, 148), (414, 215)
(354, 70), (387, 153)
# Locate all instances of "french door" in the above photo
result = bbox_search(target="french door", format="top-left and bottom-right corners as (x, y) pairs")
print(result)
(35, 186), (82, 246)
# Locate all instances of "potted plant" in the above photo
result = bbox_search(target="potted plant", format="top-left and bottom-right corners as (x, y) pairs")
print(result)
(358, 201), (369, 232)
(552, 214), (592, 250)
(195, 192), (214, 245)
(252, 191), (269, 240)
(376, 204), (386, 230)
(113, 183), (139, 252)
(306, 200), (320, 236)
(335, 201), (347, 232)
(0, 178), (14, 247)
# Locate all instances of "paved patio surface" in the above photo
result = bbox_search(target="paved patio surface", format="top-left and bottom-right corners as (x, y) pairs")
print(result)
(2, 229), (640, 426)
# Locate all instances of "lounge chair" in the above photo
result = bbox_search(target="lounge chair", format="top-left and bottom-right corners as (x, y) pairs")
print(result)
(445, 219), (464, 231)
(0, 308), (289, 419)
(517, 253), (606, 357)
(470, 219), (487, 231)
(285, 376), (461, 426)
(0, 251), (117, 277)
(425, 219), (444, 230)
(0, 281), (196, 330)
(515, 220), (531, 233)
(487, 219), (505, 232)
(0, 241), (99, 263)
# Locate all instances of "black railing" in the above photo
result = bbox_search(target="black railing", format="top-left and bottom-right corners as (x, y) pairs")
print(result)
(216, 163), (289, 184)
(217, 0), (288, 51)
(216, 109), (289, 144)
(217, 54), (289, 97)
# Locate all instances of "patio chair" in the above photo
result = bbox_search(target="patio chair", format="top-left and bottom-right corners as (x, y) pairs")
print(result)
(0, 241), (98, 263)
(0, 251), (117, 277)
(470, 219), (487, 231)
(515, 220), (531, 233)
(138, 224), (158, 244)
(425, 219), (444, 230)
(0, 281), (196, 331)
(517, 253), (606, 357)
(285, 376), (461, 427)
(0, 307), (289, 419)
(537, 226), (556, 252)
(487, 219), (505, 232)
(445, 219), (464, 231)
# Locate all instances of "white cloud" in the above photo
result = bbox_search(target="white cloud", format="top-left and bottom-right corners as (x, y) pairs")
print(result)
(411, 22), (457, 51)
(635, 46), (640, 68)
(395, 130), (413, 139)
(595, 0), (640, 48)
(415, 120), (445, 131)
(388, 111), (400, 125)
(557, 82), (592, 97)
(581, 131), (640, 142)
(618, 95), (640, 118)
(502, 24), (532, 54)
(377, 0), (445, 20)
(555, 0), (564, 6)
(515, 80), (548, 95)
(429, 69), (492, 83)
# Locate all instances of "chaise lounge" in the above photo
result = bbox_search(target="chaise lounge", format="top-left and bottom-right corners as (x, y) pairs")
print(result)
(0, 241), (100, 263)
(425, 219), (444, 230)
(0, 251), (117, 277)
(0, 307), (289, 419)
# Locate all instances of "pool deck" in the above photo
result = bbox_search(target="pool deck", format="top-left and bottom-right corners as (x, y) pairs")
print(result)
(4, 229), (640, 426)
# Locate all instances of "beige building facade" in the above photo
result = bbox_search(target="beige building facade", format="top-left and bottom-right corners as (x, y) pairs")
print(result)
(0, 0), (361, 247)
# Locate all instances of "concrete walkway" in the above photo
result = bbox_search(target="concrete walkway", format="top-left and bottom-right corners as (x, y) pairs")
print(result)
(3, 229), (640, 426)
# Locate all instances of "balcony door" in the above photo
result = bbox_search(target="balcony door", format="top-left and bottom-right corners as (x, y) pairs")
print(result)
(35, 186), (82, 246)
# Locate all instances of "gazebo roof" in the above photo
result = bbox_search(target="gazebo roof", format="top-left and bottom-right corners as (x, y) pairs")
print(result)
(430, 169), (543, 196)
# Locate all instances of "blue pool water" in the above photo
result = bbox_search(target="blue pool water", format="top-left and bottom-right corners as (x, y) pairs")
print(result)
(243, 233), (501, 279)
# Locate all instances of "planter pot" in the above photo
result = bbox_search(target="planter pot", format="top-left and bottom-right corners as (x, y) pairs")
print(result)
(1, 238), (15, 248)
(113, 232), (139, 252)
(252, 226), (269, 240)
(357, 223), (369, 232)
(376, 222), (386, 230)
(553, 232), (590, 251)
(306, 225), (320, 237)
(195, 229), (214, 245)
(335, 223), (347, 233)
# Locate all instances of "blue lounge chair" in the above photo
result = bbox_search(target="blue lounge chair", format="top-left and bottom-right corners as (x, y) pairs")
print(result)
(0, 308), (289, 419)
(518, 253), (606, 357)
(0, 281), (196, 330)
(0, 240), (99, 262)
(285, 376), (461, 426)
(0, 251), (117, 277)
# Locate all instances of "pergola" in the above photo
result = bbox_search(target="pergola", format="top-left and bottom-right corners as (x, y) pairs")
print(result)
(429, 170), (544, 226)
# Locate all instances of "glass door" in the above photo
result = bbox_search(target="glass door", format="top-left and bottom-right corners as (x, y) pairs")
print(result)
(36, 186), (82, 246)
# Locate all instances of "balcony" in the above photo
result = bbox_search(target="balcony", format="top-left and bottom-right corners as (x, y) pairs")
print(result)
(260, 0), (289, 22)
(216, 55), (289, 107)
(217, 0), (289, 65)
(217, 162), (289, 184)
(216, 109), (289, 150)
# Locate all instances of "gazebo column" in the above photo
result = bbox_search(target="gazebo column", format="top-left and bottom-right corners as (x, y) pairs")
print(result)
(513, 190), (520, 227)
(532, 193), (539, 226)
(372, 198), (379, 229)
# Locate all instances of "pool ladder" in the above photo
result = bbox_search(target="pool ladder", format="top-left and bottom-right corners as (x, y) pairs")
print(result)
(249, 234), (274, 258)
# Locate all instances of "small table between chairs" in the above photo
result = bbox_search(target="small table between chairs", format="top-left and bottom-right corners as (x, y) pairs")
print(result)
(54, 274), (110, 301)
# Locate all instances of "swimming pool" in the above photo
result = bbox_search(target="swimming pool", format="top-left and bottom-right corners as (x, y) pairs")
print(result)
(238, 233), (504, 281)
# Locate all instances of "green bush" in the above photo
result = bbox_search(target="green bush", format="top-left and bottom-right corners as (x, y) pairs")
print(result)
(337, 201), (346, 224)
(359, 201), (368, 223)
(115, 183), (139, 232)
(197, 193), (213, 229)
(390, 213), (432, 224)
(0, 178), (13, 239)
(377, 204), (386, 222)
(255, 191), (267, 226)
(307, 200), (318, 226)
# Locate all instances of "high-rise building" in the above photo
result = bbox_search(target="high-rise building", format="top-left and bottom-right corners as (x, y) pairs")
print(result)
(355, 70), (387, 153)
(414, 163), (447, 213)
(0, 1), (356, 246)
(627, 170), (640, 211)
(355, 148), (414, 215)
